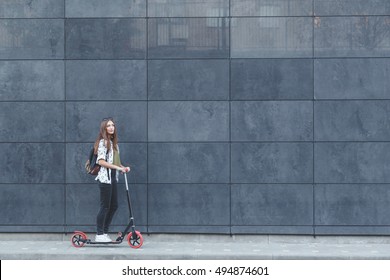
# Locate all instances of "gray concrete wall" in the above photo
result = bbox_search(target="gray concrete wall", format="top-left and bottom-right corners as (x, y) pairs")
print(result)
(0, 0), (389, 235)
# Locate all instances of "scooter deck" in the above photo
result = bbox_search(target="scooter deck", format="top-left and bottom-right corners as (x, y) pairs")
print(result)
(85, 239), (123, 245)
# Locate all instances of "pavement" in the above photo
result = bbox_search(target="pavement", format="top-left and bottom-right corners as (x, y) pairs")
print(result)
(2, 233), (390, 260)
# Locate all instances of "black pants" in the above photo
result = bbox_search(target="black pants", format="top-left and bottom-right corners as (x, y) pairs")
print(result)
(96, 170), (118, 235)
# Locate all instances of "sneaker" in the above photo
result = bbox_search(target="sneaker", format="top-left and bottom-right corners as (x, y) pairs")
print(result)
(95, 234), (111, 243)
(103, 234), (112, 242)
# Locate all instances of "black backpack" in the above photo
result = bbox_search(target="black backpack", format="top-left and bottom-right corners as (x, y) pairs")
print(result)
(85, 147), (100, 175)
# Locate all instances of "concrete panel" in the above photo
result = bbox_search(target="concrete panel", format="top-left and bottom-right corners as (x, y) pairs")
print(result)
(116, 144), (147, 184)
(314, 0), (390, 16)
(231, 101), (313, 141)
(148, 60), (229, 101)
(231, 59), (313, 100)
(231, 143), (313, 183)
(148, 184), (230, 226)
(315, 143), (390, 183)
(314, 58), (390, 99)
(315, 226), (390, 235)
(66, 143), (147, 184)
(148, 226), (230, 234)
(66, 0), (145, 17)
(0, 19), (64, 59)
(232, 184), (313, 225)
(0, 184), (64, 225)
(314, 16), (390, 57)
(0, 0), (64, 18)
(0, 226), (65, 232)
(148, 143), (230, 183)
(231, 17), (312, 58)
(148, 0), (229, 17)
(66, 60), (146, 101)
(66, 143), (96, 185)
(0, 61), (64, 101)
(232, 0), (312, 16)
(315, 184), (390, 225)
(315, 101), (390, 141)
(66, 183), (147, 227)
(66, 101), (147, 142)
(232, 226), (313, 235)
(66, 19), (146, 59)
(148, 18), (229, 59)
(0, 143), (65, 184)
(0, 102), (64, 142)
(149, 101), (229, 141)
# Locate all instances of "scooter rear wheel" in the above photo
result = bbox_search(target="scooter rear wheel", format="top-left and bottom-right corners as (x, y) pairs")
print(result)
(71, 232), (87, 248)
(127, 231), (143, 249)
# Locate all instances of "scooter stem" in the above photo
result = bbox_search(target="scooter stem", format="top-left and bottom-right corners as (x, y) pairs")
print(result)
(124, 172), (129, 191)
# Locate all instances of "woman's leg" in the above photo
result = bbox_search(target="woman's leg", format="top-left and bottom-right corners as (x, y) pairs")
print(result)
(103, 171), (118, 233)
(96, 182), (112, 235)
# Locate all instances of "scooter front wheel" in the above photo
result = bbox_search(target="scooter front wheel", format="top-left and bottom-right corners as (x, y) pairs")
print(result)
(71, 231), (87, 248)
(127, 231), (143, 249)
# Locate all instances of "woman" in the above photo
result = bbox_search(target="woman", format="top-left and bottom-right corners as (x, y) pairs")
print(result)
(94, 117), (130, 242)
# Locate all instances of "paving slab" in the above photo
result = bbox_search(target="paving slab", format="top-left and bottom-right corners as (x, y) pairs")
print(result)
(1, 234), (390, 260)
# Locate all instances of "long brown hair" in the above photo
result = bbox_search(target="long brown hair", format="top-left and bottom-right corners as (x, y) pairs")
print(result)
(94, 118), (118, 154)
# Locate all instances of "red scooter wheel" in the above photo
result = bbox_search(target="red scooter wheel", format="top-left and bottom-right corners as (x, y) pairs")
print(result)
(71, 231), (87, 248)
(127, 231), (143, 249)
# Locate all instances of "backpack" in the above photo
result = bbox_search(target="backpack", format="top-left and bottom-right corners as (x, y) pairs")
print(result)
(85, 147), (100, 175)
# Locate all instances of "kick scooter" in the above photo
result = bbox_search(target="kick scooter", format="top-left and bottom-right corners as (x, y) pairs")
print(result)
(71, 172), (143, 249)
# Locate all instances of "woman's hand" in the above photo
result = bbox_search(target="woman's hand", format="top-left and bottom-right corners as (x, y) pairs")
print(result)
(118, 166), (130, 173)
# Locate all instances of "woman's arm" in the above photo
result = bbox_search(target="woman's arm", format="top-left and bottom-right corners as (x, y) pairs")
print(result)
(96, 141), (129, 172)
(98, 159), (126, 172)
(96, 140), (126, 172)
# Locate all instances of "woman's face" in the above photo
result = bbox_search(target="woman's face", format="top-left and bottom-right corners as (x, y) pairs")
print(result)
(106, 120), (115, 135)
